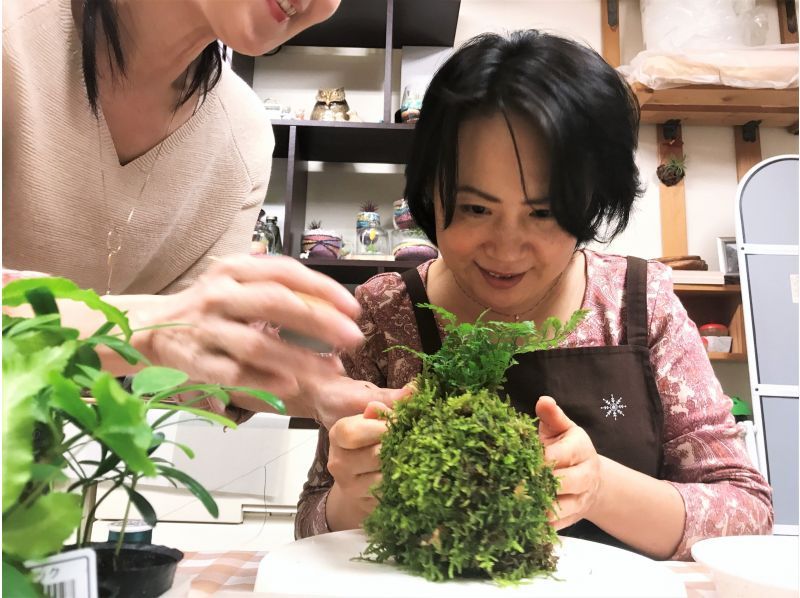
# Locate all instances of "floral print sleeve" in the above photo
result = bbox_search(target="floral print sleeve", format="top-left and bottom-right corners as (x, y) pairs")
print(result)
(647, 263), (773, 559)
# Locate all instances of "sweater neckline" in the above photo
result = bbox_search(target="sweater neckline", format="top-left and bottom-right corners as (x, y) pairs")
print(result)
(59, 0), (218, 172)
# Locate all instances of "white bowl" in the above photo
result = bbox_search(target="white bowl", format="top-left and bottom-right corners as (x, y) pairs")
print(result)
(691, 535), (799, 598)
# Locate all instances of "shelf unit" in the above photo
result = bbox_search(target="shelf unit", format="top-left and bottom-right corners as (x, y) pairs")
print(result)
(231, 0), (460, 258)
(673, 284), (748, 362)
(600, 0), (798, 366)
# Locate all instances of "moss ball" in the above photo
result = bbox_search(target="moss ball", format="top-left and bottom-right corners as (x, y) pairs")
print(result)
(363, 384), (559, 584)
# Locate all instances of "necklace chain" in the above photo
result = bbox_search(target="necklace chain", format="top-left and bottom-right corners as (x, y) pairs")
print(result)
(451, 256), (573, 322)
(98, 98), (180, 295)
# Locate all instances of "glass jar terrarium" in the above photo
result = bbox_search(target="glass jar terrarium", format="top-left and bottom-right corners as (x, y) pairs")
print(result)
(356, 226), (388, 256)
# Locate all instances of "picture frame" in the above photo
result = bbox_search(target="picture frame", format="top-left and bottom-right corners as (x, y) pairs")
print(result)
(717, 236), (739, 275)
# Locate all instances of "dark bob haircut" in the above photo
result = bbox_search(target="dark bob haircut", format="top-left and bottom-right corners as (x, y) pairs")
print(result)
(405, 30), (643, 245)
(81, 0), (225, 115)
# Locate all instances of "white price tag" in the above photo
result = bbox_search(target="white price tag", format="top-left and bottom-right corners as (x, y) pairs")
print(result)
(790, 274), (799, 304)
(26, 548), (97, 598)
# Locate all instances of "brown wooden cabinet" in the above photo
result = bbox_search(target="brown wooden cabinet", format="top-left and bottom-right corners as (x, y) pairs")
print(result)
(673, 284), (747, 362)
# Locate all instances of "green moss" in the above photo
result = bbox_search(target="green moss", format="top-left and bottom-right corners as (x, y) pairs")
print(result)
(362, 304), (587, 584)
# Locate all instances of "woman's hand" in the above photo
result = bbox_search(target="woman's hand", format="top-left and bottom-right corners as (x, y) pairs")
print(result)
(536, 395), (603, 530)
(326, 401), (389, 530)
(137, 255), (365, 409)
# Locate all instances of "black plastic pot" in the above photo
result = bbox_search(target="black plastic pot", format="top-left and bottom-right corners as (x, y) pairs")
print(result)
(87, 542), (183, 598)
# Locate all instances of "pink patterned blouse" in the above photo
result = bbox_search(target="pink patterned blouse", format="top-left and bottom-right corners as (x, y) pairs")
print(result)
(295, 249), (773, 559)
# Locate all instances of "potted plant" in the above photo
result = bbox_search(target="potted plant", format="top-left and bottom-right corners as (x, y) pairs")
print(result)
(656, 155), (687, 187)
(356, 201), (381, 232)
(362, 305), (585, 584)
(301, 220), (343, 259)
(2, 277), (284, 596)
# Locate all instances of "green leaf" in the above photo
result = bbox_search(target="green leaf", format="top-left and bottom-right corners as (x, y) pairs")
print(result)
(2, 340), (76, 510)
(70, 344), (101, 372)
(132, 367), (189, 396)
(4, 313), (61, 336)
(149, 403), (237, 429)
(148, 384), (230, 405)
(25, 287), (59, 316)
(2, 277), (132, 339)
(2, 560), (41, 598)
(1, 394), (34, 513)
(92, 320), (117, 337)
(86, 335), (148, 366)
(48, 372), (98, 431)
(156, 465), (218, 518)
(29, 463), (68, 484)
(224, 386), (286, 415)
(92, 373), (156, 476)
(123, 486), (158, 528)
(2, 492), (82, 560)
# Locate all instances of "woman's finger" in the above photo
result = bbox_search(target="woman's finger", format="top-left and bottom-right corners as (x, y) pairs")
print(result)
(552, 461), (594, 496)
(329, 416), (387, 450)
(208, 255), (361, 318)
(328, 444), (382, 478)
(199, 279), (364, 350)
(536, 395), (575, 441)
(197, 317), (343, 380)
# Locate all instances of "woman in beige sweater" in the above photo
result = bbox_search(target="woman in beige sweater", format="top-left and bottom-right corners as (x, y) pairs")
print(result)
(3, 0), (405, 427)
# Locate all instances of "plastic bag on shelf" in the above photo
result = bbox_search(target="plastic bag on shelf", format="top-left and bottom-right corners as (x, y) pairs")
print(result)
(640, 0), (769, 52)
(618, 44), (799, 90)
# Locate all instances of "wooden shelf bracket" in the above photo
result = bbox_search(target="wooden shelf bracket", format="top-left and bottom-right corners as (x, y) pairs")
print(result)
(657, 121), (688, 257)
(600, 0), (620, 67)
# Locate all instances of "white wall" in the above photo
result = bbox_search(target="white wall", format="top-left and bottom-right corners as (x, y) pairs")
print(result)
(252, 1), (798, 401)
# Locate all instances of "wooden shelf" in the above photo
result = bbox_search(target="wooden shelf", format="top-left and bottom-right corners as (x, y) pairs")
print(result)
(272, 121), (415, 164)
(633, 84), (800, 128)
(708, 352), (748, 362)
(673, 283), (747, 362)
(673, 283), (741, 295)
(285, 0), (460, 49)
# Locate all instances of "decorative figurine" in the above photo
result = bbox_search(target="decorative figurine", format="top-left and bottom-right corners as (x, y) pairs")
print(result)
(311, 87), (350, 121)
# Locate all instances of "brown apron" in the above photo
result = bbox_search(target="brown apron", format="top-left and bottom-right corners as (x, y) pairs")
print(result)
(401, 256), (664, 551)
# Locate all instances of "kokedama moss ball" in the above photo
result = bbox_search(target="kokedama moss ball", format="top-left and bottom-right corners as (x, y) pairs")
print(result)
(363, 382), (560, 584)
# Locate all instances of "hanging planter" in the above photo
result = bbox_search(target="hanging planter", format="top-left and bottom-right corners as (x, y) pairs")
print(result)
(656, 155), (687, 187)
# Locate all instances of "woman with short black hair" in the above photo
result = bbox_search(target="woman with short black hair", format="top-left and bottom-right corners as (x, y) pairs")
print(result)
(406, 30), (641, 247)
(3, 0), (407, 428)
(297, 30), (773, 559)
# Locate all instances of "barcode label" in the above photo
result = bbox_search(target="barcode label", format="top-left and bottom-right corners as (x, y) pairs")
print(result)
(26, 548), (97, 598)
(43, 579), (76, 598)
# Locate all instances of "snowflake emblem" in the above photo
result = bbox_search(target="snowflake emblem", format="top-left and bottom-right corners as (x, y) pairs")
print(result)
(601, 394), (627, 420)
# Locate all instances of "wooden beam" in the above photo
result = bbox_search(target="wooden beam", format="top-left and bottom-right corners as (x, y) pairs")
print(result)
(734, 122), (763, 182)
(777, 0), (799, 44)
(657, 123), (688, 257)
(600, 0), (621, 67)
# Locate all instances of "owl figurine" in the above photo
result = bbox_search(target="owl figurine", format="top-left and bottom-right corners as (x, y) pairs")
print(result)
(311, 87), (350, 121)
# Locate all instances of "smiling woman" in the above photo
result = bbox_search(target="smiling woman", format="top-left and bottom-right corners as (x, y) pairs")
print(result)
(296, 30), (773, 564)
(2, 0), (401, 430)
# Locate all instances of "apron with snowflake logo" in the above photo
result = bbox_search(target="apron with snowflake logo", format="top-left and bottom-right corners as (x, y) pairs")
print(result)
(401, 255), (664, 551)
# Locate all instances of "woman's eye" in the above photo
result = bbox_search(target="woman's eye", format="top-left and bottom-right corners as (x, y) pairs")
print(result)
(531, 208), (552, 218)
(459, 204), (489, 216)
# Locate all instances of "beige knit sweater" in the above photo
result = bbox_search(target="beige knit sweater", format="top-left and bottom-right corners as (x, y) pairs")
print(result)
(3, 0), (274, 294)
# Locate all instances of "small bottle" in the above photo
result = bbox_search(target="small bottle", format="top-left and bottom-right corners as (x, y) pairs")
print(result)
(264, 216), (283, 255)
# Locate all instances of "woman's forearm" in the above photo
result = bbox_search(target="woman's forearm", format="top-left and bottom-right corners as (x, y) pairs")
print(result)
(586, 456), (686, 559)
